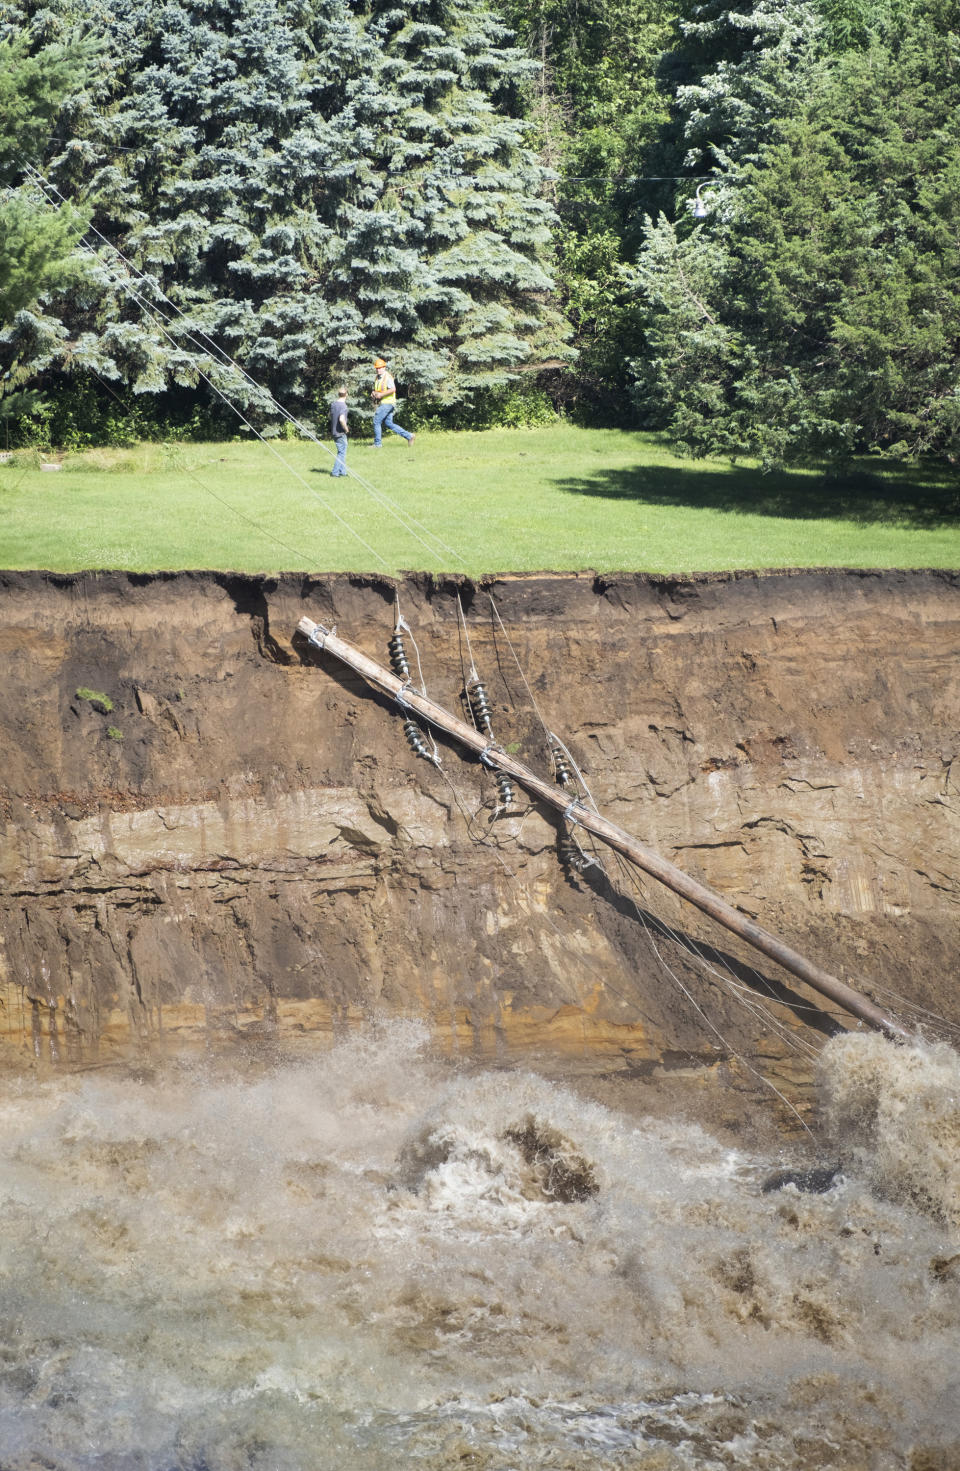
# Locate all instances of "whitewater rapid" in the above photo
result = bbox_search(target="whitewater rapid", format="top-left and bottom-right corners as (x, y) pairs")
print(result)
(0, 1023), (958, 1469)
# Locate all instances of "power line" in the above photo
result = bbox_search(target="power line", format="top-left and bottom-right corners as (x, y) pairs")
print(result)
(558, 173), (711, 183)
(22, 161), (467, 573)
(17, 163), (917, 1062)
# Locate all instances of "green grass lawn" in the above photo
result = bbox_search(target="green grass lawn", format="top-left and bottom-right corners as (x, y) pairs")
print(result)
(1, 425), (957, 575)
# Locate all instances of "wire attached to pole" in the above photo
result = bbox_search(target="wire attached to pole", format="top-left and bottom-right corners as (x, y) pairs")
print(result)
(21, 160), (469, 573)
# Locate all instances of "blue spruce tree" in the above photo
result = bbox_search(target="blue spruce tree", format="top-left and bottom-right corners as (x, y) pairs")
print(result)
(324, 0), (571, 403)
(2, 0), (569, 437)
(1, 0), (371, 427)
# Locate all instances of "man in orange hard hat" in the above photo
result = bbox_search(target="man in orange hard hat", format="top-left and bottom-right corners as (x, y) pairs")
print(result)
(371, 356), (415, 448)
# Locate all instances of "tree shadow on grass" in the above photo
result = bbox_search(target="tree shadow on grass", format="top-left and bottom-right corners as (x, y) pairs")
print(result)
(554, 454), (960, 530)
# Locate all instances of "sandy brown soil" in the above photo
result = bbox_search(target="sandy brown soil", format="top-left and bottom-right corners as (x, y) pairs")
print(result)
(1, 567), (957, 1126)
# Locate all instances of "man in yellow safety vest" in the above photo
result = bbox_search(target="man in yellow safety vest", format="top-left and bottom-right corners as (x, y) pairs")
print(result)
(371, 357), (415, 447)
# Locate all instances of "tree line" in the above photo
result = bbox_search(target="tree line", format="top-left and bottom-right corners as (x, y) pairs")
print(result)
(1, 0), (958, 464)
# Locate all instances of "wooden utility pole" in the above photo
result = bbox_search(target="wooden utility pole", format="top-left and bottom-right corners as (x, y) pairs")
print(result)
(297, 617), (910, 1042)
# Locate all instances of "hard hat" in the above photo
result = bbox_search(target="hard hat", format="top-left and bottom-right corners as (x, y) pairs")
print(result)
(373, 357), (387, 368)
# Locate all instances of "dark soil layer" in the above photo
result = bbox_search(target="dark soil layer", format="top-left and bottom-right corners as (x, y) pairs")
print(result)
(1, 568), (957, 1126)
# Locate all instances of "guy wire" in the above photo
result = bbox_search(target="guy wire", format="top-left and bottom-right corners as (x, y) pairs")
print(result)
(23, 166), (932, 1062)
(85, 367), (320, 571)
(487, 591), (552, 739)
(22, 162), (467, 572)
(605, 842), (848, 1052)
(490, 609), (857, 1052)
(555, 813), (822, 1129)
(466, 593), (861, 1073)
(456, 594), (480, 687)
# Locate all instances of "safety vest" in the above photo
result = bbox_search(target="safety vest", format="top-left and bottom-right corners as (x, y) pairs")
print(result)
(375, 370), (396, 405)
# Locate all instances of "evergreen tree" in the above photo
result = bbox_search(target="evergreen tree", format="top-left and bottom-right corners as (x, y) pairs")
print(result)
(632, 0), (960, 463)
(323, 0), (571, 400)
(672, 0), (823, 170)
(2, 0), (568, 438)
(0, 29), (95, 417)
(2, 0), (368, 423)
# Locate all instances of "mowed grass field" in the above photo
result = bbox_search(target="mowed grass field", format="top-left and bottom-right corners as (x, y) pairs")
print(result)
(1, 425), (957, 575)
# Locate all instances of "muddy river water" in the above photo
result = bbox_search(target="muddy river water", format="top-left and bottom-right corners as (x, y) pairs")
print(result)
(1, 569), (958, 1465)
(1, 1025), (958, 1470)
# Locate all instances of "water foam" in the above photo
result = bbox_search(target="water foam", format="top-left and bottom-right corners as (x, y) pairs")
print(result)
(0, 1025), (958, 1467)
(818, 1032), (960, 1229)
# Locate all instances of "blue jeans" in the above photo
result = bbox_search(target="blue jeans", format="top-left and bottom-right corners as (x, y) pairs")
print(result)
(331, 433), (347, 475)
(373, 403), (413, 445)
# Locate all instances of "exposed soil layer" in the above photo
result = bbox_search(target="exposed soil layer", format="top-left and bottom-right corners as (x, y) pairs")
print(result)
(1, 568), (957, 1127)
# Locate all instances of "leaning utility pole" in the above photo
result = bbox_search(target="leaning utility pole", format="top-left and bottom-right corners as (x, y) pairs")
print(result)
(297, 617), (909, 1042)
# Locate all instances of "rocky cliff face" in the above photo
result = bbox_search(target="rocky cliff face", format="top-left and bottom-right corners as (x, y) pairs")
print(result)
(1, 568), (957, 1121)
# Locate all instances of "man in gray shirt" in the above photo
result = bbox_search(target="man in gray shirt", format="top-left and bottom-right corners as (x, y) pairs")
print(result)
(330, 388), (348, 476)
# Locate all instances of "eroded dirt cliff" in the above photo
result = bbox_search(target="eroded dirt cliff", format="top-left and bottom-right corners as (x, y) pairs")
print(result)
(1, 568), (957, 1123)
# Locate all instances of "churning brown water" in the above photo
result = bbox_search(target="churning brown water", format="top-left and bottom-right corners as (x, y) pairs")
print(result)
(1, 1025), (958, 1469)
